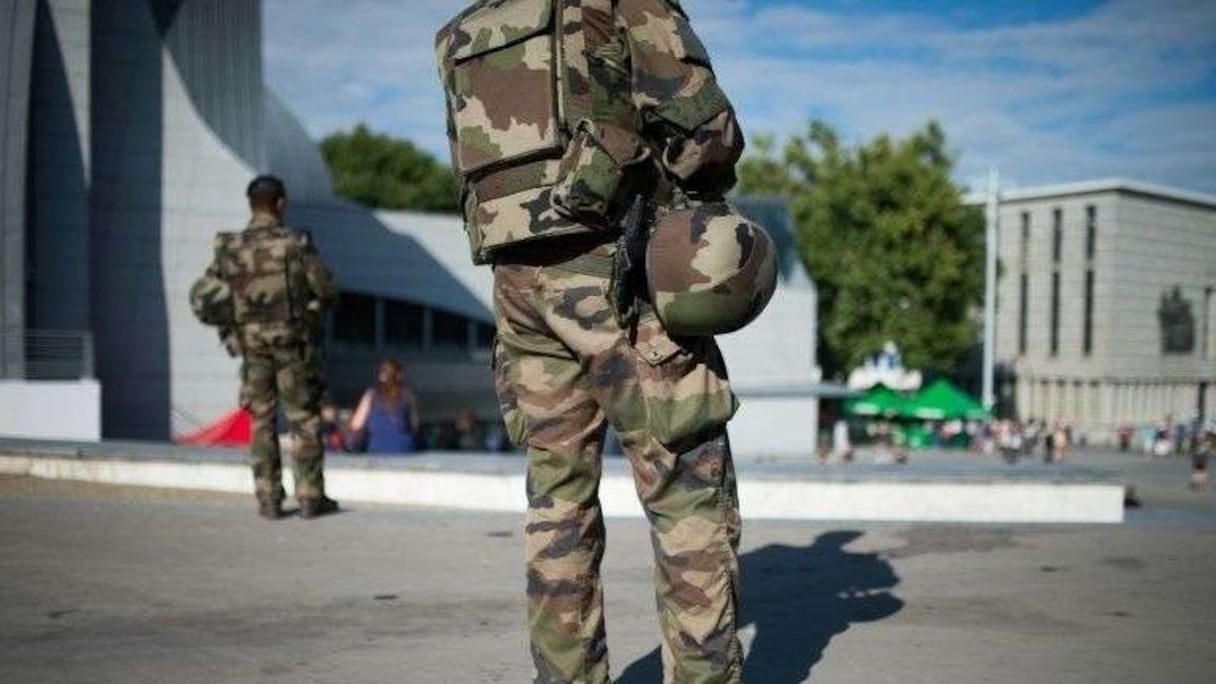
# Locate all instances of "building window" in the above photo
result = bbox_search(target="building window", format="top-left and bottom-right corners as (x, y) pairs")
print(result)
(1045, 208), (1063, 358)
(1082, 205), (1096, 357)
(1051, 208), (1062, 264)
(1019, 212), (1030, 268)
(1018, 274), (1029, 356)
(431, 308), (468, 348)
(1050, 272), (1061, 357)
(1083, 270), (1094, 356)
(1205, 286), (1215, 360)
(1018, 211), (1030, 356)
(475, 322), (496, 350)
(333, 292), (376, 345)
(1085, 205), (1097, 260)
(384, 299), (425, 347)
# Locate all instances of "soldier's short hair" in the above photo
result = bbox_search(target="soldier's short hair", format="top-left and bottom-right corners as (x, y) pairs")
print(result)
(247, 175), (287, 209)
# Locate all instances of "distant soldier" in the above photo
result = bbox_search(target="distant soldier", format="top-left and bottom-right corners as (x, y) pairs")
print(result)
(190, 175), (339, 520)
(437, 1), (776, 682)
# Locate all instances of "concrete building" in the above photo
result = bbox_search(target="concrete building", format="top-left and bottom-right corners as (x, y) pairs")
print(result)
(992, 180), (1216, 442)
(0, 0), (823, 454)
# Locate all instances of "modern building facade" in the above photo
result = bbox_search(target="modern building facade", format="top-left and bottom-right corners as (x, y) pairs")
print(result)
(0, 0), (823, 454)
(992, 180), (1216, 442)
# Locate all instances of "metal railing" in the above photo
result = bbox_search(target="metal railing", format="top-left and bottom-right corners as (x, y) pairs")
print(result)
(171, 405), (206, 438)
(0, 328), (95, 380)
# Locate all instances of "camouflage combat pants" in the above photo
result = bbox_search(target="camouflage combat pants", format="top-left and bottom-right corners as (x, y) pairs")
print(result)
(240, 333), (326, 504)
(493, 255), (743, 684)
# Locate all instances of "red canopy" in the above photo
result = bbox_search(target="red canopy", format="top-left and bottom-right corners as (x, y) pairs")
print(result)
(178, 409), (252, 447)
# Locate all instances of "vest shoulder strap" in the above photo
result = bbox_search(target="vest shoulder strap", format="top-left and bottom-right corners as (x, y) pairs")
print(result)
(559, 0), (618, 129)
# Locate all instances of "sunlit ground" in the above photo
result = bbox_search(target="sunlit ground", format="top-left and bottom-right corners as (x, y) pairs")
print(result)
(1, 448), (1213, 683)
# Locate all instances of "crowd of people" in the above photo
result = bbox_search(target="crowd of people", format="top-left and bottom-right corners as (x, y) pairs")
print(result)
(821, 409), (1215, 490)
(821, 416), (1076, 465)
(987, 418), (1075, 463)
(318, 358), (510, 456)
(1120, 416), (1201, 459)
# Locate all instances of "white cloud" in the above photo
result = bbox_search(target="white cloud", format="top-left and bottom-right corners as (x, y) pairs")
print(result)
(264, 0), (1216, 193)
(702, 0), (1216, 191)
(264, 0), (457, 154)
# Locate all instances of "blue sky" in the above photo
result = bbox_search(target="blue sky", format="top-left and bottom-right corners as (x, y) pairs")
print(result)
(264, 0), (1216, 193)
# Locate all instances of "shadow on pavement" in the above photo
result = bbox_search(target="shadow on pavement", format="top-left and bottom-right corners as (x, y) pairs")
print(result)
(617, 530), (904, 683)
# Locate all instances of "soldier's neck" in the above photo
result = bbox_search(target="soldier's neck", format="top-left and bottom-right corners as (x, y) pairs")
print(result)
(249, 210), (282, 226)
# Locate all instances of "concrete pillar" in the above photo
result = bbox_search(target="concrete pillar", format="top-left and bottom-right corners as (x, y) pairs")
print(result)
(1016, 377), (1031, 421)
(1120, 383), (1130, 424)
(0, 1), (37, 378)
(1047, 380), (1054, 420)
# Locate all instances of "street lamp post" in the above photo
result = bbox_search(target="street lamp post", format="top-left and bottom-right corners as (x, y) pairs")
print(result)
(982, 168), (1000, 413)
(1195, 285), (1213, 456)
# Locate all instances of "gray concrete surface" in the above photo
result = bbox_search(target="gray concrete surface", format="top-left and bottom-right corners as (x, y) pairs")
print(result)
(2, 472), (1216, 683)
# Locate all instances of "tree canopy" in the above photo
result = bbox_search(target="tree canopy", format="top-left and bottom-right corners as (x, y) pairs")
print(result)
(320, 124), (458, 212)
(737, 120), (984, 378)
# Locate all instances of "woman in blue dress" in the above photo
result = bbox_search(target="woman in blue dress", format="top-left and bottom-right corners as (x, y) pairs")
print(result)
(349, 358), (421, 454)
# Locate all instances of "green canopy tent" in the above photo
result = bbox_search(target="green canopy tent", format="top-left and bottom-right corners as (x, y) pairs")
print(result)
(844, 384), (911, 418)
(906, 379), (989, 421)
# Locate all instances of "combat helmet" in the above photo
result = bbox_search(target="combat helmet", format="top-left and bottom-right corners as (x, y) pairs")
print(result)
(646, 202), (778, 337)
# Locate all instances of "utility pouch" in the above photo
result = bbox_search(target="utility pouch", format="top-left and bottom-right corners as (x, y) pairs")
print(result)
(444, 0), (561, 176)
(551, 120), (647, 225)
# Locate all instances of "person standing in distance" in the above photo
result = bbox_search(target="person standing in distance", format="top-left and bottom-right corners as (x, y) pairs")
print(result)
(191, 175), (339, 520)
(437, 1), (751, 681)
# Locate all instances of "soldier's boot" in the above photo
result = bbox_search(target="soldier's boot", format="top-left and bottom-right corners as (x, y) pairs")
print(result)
(258, 498), (285, 520)
(299, 495), (340, 519)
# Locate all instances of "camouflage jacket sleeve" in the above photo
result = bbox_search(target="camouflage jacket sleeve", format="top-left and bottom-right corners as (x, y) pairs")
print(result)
(434, 25), (459, 177)
(196, 235), (240, 356)
(617, 0), (744, 198)
(191, 238), (225, 312)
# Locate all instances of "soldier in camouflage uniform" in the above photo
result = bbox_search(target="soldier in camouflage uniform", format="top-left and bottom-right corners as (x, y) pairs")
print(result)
(191, 176), (339, 520)
(437, 1), (746, 681)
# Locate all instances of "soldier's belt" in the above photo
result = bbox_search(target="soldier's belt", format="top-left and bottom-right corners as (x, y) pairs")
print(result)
(492, 235), (616, 277)
(550, 251), (615, 278)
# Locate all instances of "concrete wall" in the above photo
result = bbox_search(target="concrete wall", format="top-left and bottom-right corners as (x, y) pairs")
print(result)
(719, 288), (817, 393)
(996, 185), (1216, 438)
(158, 1), (264, 436)
(264, 89), (334, 205)
(719, 284), (820, 454)
(29, 0), (91, 332)
(0, 447), (1126, 523)
(730, 396), (819, 456)
(0, 379), (101, 440)
(162, 0), (264, 171)
(1107, 193), (1216, 380)
(0, 0), (36, 376)
(88, 0), (266, 436)
(996, 193), (1122, 374)
(90, 0), (173, 438)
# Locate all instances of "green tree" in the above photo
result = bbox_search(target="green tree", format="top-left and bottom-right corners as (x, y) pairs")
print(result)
(320, 124), (458, 212)
(737, 120), (984, 378)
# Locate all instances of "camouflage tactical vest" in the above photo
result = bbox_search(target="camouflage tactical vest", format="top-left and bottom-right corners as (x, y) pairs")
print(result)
(437, 0), (649, 263)
(214, 226), (311, 326)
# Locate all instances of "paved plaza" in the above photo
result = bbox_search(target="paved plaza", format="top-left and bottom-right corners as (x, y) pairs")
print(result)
(2, 449), (1216, 683)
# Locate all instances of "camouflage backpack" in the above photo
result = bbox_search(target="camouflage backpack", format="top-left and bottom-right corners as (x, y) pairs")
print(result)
(213, 227), (309, 326)
(436, 0), (725, 263)
(189, 271), (234, 327)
